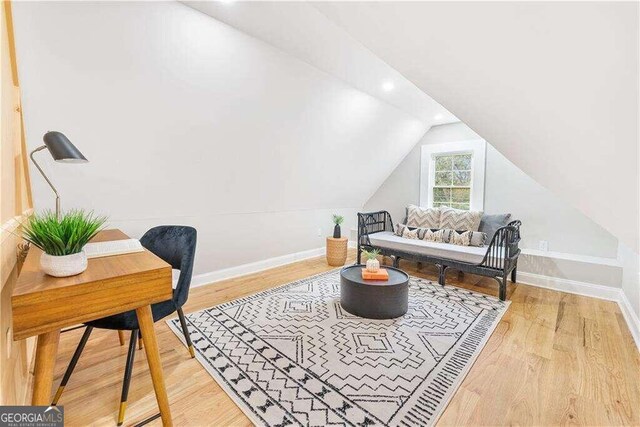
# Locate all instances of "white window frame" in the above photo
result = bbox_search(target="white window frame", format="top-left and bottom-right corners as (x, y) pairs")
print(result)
(419, 139), (486, 211)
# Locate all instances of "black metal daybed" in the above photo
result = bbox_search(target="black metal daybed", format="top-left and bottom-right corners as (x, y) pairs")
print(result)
(356, 211), (522, 301)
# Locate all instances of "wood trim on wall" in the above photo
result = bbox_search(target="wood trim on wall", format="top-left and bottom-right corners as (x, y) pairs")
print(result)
(1, 0), (35, 405)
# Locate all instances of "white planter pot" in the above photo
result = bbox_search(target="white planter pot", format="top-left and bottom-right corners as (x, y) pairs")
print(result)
(366, 258), (380, 273)
(40, 252), (88, 277)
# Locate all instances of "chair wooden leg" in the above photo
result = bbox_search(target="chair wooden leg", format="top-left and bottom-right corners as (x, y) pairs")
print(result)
(117, 330), (125, 346)
(176, 308), (195, 358)
(118, 330), (138, 426)
(138, 336), (143, 350)
(52, 326), (93, 405)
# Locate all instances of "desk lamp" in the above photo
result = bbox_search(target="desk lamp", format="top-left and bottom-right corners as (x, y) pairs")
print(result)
(30, 131), (88, 220)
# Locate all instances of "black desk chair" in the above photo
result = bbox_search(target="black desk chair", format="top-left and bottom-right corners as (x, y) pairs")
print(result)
(52, 225), (197, 425)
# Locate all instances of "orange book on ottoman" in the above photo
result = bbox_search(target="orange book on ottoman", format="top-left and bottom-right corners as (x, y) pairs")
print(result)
(361, 268), (389, 281)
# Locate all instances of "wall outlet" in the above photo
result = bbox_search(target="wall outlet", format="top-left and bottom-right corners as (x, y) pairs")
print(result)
(539, 240), (549, 251)
(317, 228), (322, 237)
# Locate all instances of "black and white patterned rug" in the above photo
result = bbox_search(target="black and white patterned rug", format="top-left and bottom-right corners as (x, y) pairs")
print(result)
(167, 269), (509, 427)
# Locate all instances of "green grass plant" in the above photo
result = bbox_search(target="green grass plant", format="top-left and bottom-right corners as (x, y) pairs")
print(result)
(22, 210), (107, 256)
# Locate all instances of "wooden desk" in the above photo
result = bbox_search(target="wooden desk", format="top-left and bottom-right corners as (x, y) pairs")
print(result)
(12, 229), (173, 426)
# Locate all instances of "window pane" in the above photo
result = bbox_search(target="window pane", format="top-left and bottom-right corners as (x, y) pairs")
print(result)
(453, 171), (471, 186)
(453, 154), (472, 171)
(451, 188), (470, 203)
(433, 202), (447, 208)
(435, 155), (452, 172)
(450, 203), (470, 210)
(435, 171), (452, 186)
(433, 188), (451, 203)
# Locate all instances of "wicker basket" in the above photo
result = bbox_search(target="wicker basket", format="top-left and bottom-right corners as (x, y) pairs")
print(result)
(326, 237), (348, 266)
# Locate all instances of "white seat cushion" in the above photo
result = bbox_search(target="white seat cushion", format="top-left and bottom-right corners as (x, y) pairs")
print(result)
(368, 231), (489, 264)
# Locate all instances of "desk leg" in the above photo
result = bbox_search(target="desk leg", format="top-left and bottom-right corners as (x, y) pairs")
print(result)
(32, 330), (60, 405)
(136, 305), (173, 427)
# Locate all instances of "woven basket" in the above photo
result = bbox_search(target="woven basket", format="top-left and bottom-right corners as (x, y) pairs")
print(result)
(326, 237), (348, 266)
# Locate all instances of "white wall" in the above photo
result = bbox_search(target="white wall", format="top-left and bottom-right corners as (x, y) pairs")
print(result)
(365, 122), (620, 259)
(13, 1), (427, 275)
(619, 243), (640, 319)
(315, 1), (639, 255)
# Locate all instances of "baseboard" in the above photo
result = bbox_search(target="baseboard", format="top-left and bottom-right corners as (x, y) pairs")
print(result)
(618, 290), (640, 350)
(521, 248), (621, 267)
(191, 246), (326, 288)
(517, 271), (621, 301)
(518, 271), (640, 350)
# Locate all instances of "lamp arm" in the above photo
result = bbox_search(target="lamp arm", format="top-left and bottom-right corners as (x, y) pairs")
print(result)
(30, 145), (61, 219)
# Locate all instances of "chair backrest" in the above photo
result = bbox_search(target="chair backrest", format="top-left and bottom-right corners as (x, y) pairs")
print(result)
(140, 225), (197, 308)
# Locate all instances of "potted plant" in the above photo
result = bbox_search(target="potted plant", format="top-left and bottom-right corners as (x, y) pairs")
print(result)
(361, 248), (381, 272)
(332, 214), (344, 238)
(22, 210), (107, 277)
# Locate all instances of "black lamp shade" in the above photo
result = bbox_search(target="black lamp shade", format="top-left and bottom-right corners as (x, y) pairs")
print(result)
(43, 131), (88, 163)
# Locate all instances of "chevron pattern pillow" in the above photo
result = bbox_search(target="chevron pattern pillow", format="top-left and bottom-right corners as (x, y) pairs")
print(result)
(394, 223), (408, 237)
(423, 228), (450, 243)
(439, 207), (483, 231)
(402, 227), (421, 239)
(406, 205), (441, 229)
(396, 223), (429, 239)
(450, 230), (472, 246)
(449, 230), (487, 247)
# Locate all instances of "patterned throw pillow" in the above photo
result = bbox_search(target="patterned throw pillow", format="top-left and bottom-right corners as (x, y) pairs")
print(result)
(423, 228), (450, 243)
(469, 231), (488, 247)
(439, 206), (483, 231)
(394, 223), (408, 237)
(449, 230), (488, 247)
(402, 227), (420, 240)
(406, 205), (440, 229)
(451, 231), (472, 246)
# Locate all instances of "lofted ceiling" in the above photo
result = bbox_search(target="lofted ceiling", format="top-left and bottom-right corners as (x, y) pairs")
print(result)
(313, 1), (639, 254)
(182, 1), (458, 127)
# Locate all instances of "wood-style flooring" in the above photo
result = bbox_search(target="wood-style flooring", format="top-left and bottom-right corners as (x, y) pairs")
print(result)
(49, 252), (640, 426)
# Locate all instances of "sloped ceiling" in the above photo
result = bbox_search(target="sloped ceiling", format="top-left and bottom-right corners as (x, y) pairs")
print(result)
(314, 1), (639, 253)
(13, 0), (430, 215)
(181, 1), (458, 125)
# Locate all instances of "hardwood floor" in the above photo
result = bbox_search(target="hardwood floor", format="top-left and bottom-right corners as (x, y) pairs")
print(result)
(51, 252), (640, 426)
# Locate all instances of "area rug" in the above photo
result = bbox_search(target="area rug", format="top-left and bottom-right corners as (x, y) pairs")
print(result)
(167, 269), (509, 427)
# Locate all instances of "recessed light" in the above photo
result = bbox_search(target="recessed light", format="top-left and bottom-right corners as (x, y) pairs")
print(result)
(434, 114), (444, 120)
(382, 81), (394, 92)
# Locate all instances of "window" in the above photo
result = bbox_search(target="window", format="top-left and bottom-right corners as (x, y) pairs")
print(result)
(420, 140), (486, 211)
(432, 153), (472, 210)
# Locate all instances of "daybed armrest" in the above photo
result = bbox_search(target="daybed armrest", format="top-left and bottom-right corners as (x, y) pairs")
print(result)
(357, 211), (395, 248)
(477, 220), (522, 270)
